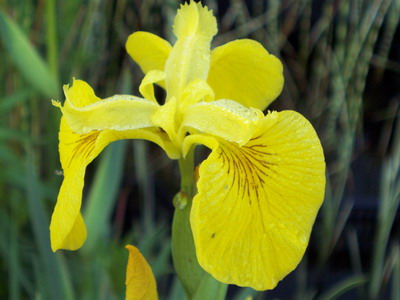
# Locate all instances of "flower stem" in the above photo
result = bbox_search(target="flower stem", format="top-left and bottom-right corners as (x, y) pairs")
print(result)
(172, 147), (227, 299)
(178, 147), (196, 197)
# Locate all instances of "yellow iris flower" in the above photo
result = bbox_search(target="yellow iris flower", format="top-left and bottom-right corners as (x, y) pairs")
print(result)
(50, 1), (325, 291)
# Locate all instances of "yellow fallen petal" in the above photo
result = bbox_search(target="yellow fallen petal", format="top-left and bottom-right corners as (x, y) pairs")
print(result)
(165, 1), (217, 100)
(208, 39), (284, 110)
(190, 110), (325, 290)
(125, 245), (158, 300)
(126, 31), (171, 76)
(60, 94), (160, 134)
(182, 100), (263, 146)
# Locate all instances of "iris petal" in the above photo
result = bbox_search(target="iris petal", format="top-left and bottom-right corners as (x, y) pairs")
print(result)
(208, 39), (284, 110)
(182, 100), (263, 146)
(51, 124), (181, 252)
(189, 110), (325, 290)
(126, 31), (171, 76)
(165, 2), (217, 100)
(126, 245), (158, 300)
(55, 95), (160, 134)
(50, 80), (181, 251)
(139, 70), (166, 102)
(50, 119), (109, 251)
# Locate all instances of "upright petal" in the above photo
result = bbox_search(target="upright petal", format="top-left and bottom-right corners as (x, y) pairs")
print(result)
(63, 78), (100, 107)
(126, 31), (171, 75)
(165, 1), (217, 100)
(189, 111), (325, 290)
(139, 70), (166, 102)
(208, 39), (284, 110)
(126, 245), (158, 300)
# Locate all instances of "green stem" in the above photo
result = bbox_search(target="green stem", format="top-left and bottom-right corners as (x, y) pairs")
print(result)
(178, 147), (196, 197)
(172, 148), (227, 299)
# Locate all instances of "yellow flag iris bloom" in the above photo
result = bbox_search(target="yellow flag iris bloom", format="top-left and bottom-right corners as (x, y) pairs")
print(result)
(50, 1), (325, 291)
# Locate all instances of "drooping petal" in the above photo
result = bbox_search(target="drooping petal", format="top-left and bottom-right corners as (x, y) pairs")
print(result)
(50, 119), (110, 251)
(164, 1), (217, 100)
(182, 99), (263, 146)
(50, 119), (179, 252)
(50, 81), (180, 252)
(126, 31), (171, 75)
(189, 110), (325, 290)
(125, 245), (158, 300)
(58, 79), (179, 160)
(207, 39), (284, 110)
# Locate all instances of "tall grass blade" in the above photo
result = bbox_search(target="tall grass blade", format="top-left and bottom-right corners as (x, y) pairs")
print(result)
(369, 115), (400, 298)
(82, 140), (127, 254)
(134, 140), (156, 234)
(168, 277), (185, 300)
(0, 89), (32, 113)
(45, 0), (59, 82)
(0, 12), (59, 98)
(25, 151), (74, 300)
(393, 244), (400, 300)
(318, 275), (367, 300)
(233, 287), (258, 300)
(9, 200), (20, 300)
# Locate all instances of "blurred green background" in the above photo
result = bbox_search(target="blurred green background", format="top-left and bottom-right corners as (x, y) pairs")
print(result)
(0, 0), (399, 299)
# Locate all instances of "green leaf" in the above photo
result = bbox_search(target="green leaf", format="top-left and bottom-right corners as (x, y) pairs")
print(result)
(25, 151), (74, 300)
(233, 287), (259, 300)
(193, 274), (228, 300)
(0, 89), (33, 113)
(82, 140), (127, 254)
(0, 12), (59, 98)
(318, 275), (367, 300)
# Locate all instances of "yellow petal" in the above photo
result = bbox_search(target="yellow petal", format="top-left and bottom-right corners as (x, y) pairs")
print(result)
(125, 245), (158, 300)
(165, 1), (217, 100)
(179, 79), (214, 112)
(50, 80), (181, 251)
(63, 78), (100, 107)
(139, 70), (165, 102)
(126, 31), (171, 75)
(50, 120), (180, 252)
(151, 97), (182, 148)
(172, 1), (217, 39)
(58, 94), (160, 134)
(50, 119), (108, 252)
(182, 100), (263, 146)
(190, 110), (325, 290)
(207, 39), (284, 110)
